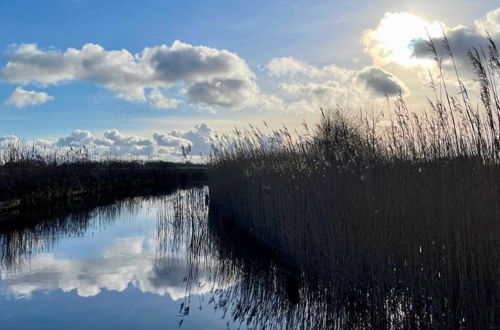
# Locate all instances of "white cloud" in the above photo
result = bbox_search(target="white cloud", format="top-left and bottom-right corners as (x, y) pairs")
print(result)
(147, 88), (181, 109)
(267, 57), (351, 82)
(101, 130), (155, 156)
(266, 57), (359, 111)
(280, 81), (344, 101)
(475, 8), (500, 35)
(169, 123), (214, 155)
(57, 129), (94, 147)
(103, 129), (153, 147)
(5, 87), (54, 107)
(185, 78), (258, 107)
(152, 132), (192, 148)
(0, 41), (256, 109)
(2, 123), (215, 162)
(266, 56), (407, 111)
(267, 57), (323, 77)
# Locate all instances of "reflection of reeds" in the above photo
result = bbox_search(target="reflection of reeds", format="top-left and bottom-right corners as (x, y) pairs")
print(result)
(157, 187), (461, 328)
(156, 187), (217, 314)
(208, 37), (500, 328)
(0, 187), (184, 272)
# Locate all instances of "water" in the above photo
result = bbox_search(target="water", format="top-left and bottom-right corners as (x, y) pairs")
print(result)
(0, 187), (317, 329)
(0, 187), (495, 329)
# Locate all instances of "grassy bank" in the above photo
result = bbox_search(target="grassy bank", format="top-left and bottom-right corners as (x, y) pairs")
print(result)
(0, 144), (206, 208)
(209, 37), (500, 327)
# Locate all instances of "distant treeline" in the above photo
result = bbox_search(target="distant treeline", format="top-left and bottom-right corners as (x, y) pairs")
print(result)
(209, 36), (500, 328)
(0, 145), (206, 207)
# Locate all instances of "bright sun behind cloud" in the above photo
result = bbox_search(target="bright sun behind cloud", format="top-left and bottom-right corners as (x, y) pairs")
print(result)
(363, 12), (444, 67)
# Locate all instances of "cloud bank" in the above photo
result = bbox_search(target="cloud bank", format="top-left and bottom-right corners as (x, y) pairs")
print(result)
(266, 56), (407, 111)
(1, 124), (214, 161)
(0, 41), (257, 109)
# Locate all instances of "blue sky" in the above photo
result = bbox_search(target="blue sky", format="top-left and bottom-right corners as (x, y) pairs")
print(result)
(0, 0), (499, 158)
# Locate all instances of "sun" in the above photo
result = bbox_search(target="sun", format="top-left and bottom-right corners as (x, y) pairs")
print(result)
(363, 12), (443, 67)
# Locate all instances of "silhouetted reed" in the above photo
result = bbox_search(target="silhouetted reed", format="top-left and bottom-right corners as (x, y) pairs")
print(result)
(209, 36), (500, 328)
(157, 187), (485, 329)
(0, 143), (206, 206)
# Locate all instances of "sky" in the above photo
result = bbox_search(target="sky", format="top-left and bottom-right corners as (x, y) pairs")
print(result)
(0, 0), (499, 160)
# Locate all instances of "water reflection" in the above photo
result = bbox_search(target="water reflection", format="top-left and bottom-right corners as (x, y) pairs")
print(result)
(0, 190), (221, 302)
(0, 187), (497, 329)
(1, 236), (218, 300)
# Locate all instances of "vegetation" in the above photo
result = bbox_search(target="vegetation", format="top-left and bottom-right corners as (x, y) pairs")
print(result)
(0, 143), (206, 208)
(209, 36), (500, 328)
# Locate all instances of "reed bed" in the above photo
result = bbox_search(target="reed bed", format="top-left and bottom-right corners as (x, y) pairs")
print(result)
(0, 142), (206, 206)
(209, 37), (500, 328)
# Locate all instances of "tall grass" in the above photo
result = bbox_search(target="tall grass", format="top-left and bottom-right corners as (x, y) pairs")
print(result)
(0, 142), (207, 206)
(209, 36), (500, 328)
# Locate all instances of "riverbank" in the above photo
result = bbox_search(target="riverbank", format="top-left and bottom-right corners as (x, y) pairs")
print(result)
(0, 160), (207, 211)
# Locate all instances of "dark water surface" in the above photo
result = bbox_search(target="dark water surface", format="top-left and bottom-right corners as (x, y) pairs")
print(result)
(0, 187), (244, 329)
(0, 186), (495, 329)
(1, 187), (328, 329)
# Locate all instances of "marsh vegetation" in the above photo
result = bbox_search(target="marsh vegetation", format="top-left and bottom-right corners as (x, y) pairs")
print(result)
(209, 37), (500, 328)
(0, 143), (206, 208)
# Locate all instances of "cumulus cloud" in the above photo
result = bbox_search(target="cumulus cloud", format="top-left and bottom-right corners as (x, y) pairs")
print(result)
(169, 123), (213, 155)
(267, 57), (323, 77)
(147, 88), (181, 109)
(152, 132), (191, 148)
(267, 57), (351, 82)
(357, 67), (408, 96)
(5, 87), (54, 107)
(3, 123), (214, 161)
(475, 8), (500, 35)
(0, 41), (256, 108)
(185, 78), (258, 107)
(146, 41), (253, 83)
(266, 58), (360, 111)
(411, 24), (500, 71)
(103, 130), (153, 147)
(280, 81), (341, 99)
(57, 129), (94, 147)
(98, 130), (154, 156)
(266, 56), (407, 110)
(278, 81), (358, 109)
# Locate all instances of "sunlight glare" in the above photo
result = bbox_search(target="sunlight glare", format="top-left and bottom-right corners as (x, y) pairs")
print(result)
(364, 12), (443, 67)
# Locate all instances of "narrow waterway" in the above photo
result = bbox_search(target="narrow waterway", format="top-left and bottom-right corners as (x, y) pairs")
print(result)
(0, 186), (494, 329)
(0, 187), (320, 329)
(0, 187), (229, 329)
